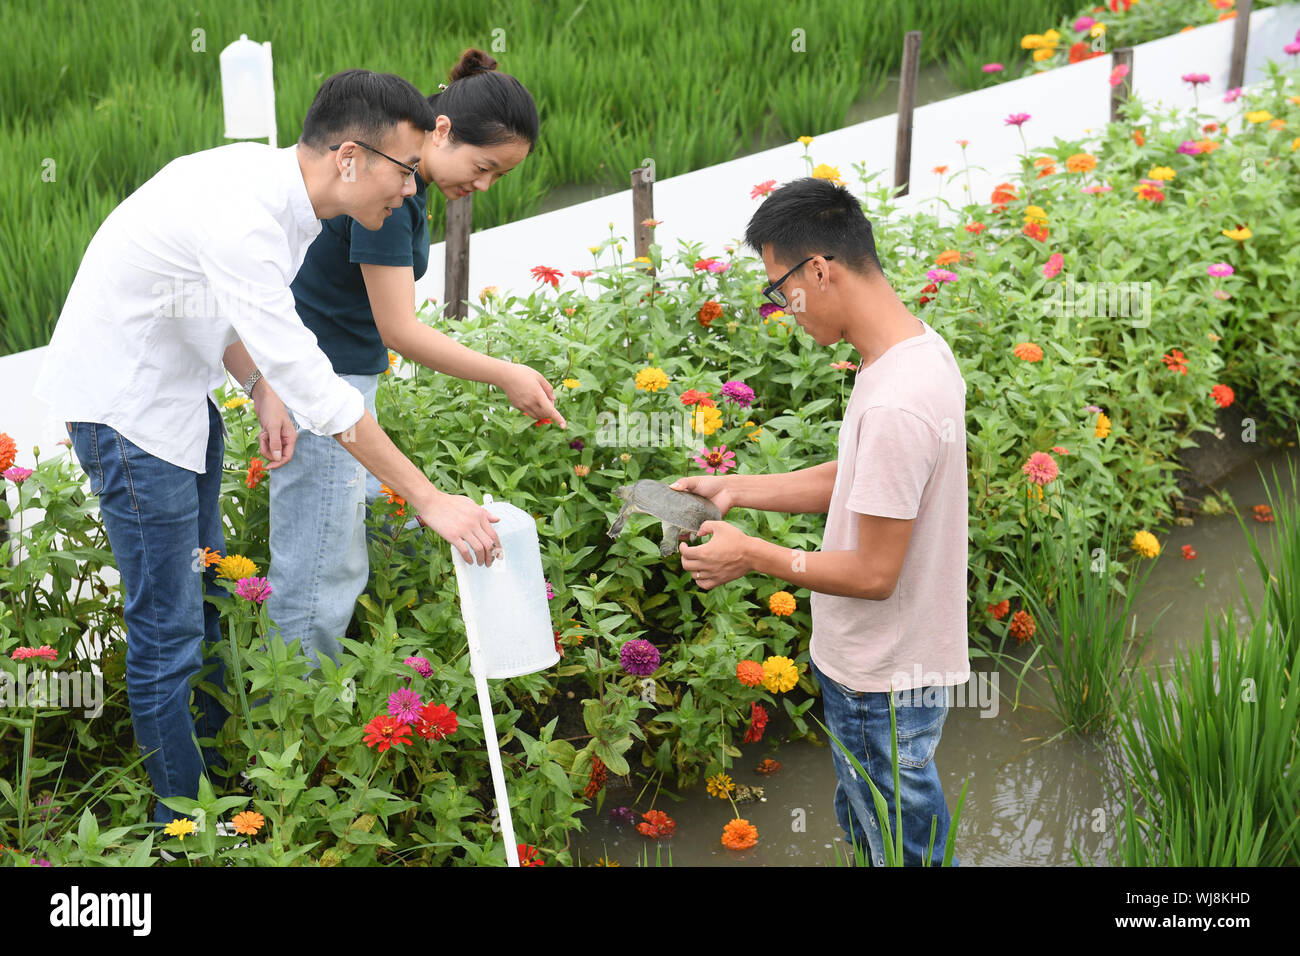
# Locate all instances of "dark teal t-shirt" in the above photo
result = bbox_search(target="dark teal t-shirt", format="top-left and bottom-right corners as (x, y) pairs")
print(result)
(291, 174), (430, 375)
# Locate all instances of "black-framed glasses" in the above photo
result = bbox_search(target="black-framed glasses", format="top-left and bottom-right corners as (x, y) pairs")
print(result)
(330, 141), (420, 183)
(762, 255), (834, 308)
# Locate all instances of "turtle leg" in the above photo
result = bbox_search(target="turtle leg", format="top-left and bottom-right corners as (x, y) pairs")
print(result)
(608, 501), (634, 538)
(660, 521), (685, 557)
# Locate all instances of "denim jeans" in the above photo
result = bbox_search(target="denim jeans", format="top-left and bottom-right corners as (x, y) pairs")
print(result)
(810, 658), (957, 866)
(68, 401), (230, 825)
(265, 373), (382, 667)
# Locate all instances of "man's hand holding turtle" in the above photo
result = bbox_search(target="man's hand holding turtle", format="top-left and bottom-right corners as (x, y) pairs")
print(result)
(678, 520), (752, 589)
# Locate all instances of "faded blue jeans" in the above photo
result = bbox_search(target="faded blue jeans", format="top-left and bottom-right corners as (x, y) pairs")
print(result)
(265, 373), (383, 666)
(68, 401), (230, 824)
(810, 658), (957, 867)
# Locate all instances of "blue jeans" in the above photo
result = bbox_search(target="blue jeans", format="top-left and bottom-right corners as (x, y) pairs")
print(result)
(266, 373), (383, 666)
(810, 658), (956, 866)
(68, 401), (230, 825)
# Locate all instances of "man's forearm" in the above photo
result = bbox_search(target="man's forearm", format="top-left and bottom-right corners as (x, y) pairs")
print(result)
(336, 411), (443, 514)
(746, 536), (877, 599)
(386, 322), (507, 385)
(727, 460), (837, 514)
(221, 341), (268, 400)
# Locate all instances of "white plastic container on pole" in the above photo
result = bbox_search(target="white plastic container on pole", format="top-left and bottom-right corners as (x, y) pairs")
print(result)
(219, 34), (277, 147)
(449, 494), (559, 866)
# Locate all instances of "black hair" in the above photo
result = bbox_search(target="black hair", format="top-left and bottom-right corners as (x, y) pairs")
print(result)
(427, 48), (539, 152)
(300, 69), (437, 150)
(743, 177), (883, 279)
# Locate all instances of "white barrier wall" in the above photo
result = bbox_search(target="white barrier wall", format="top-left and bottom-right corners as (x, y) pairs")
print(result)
(7, 4), (1299, 485)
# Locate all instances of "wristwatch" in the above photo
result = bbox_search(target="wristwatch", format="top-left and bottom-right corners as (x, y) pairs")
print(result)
(242, 369), (264, 398)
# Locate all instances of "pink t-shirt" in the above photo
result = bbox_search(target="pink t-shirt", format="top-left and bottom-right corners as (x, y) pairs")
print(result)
(809, 318), (970, 693)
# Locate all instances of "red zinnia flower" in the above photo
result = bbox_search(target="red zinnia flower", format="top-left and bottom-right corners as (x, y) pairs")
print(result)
(416, 702), (459, 740)
(1162, 349), (1189, 374)
(680, 389), (713, 407)
(530, 265), (563, 288)
(636, 809), (677, 839)
(1253, 504), (1274, 523)
(1023, 222), (1049, 242)
(245, 457), (267, 489)
(1211, 384), (1234, 408)
(583, 756), (608, 799)
(987, 599), (1010, 620)
(1181, 545), (1198, 560)
(362, 715), (413, 752)
(991, 183), (1017, 210)
(743, 702), (769, 743)
(517, 843), (545, 866)
(964, 221), (987, 234)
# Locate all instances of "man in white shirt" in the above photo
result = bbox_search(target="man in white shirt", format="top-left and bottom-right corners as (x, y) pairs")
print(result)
(675, 177), (969, 865)
(36, 69), (506, 826)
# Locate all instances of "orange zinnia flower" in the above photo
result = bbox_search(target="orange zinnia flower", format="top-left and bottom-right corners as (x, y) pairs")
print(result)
(0, 432), (16, 473)
(1066, 153), (1097, 173)
(197, 546), (222, 569)
(245, 457), (267, 489)
(736, 659), (764, 687)
(231, 811), (265, 835)
(1023, 222), (1049, 242)
(721, 818), (759, 850)
(933, 249), (961, 266)
(1013, 342), (1044, 362)
(697, 300), (723, 327)
(1009, 610), (1036, 643)
(991, 182), (1018, 210)
(1211, 384), (1234, 408)
(768, 591), (796, 616)
(987, 599), (1010, 620)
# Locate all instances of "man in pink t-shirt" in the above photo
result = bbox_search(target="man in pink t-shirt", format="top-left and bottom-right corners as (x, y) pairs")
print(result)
(675, 177), (968, 866)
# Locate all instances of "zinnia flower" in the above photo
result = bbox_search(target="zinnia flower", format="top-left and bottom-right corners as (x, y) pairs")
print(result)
(743, 702), (769, 743)
(768, 591), (796, 616)
(1181, 72), (1210, 86)
(584, 756), (608, 800)
(1211, 384), (1234, 408)
(197, 547), (222, 569)
(934, 249), (960, 266)
(1253, 504), (1274, 523)
(1181, 545), (1197, 560)
(1134, 180), (1165, 202)
(416, 702), (458, 740)
(0, 433), (16, 473)
(404, 656), (433, 678)
(982, 63), (1004, 73)
(1178, 140), (1201, 155)
(721, 380), (755, 406)
(1081, 184), (1112, 194)
(1023, 222), (1049, 242)
(387, 688), (423, 724)
(926, 268), (957, 284)
(619, 639), (660, 676)
(636, 809), (677, 839)
(478, 286), (499, 303)
(692, 405), (724, 435)
(751, 180), (777, 198)
(706, 773), (736, 799)
(379, 483), (406, 516)
(736, 660), (764, 687)
(234, 576), (273, 604)
(1109, 64), (1129, 87)
(721, 818), (758, 850)
(609, 806), (636, 825)
(1146, 165), (1176, 181)
(231, 811), (265, 835)
(965, 221), (987, 234)
(1162, 349), (1189, 374)
(1074, 16), (1095, 31)
(530, 265), (563, 288)
(362, 714), (414, 751)
(1004, 112), (1031, 126)
(1066, 153), (1097, 173)
(797, 136), (814, 146)
(11, 645), (58, 662)
(755, 759), (782, 775)
(1095, 412), (1112, 438)
(811, 164), (844, 186)
(680, 389), (713, 407)
(517, 844), (544, 866)
(932, 165), (949, 175)
(693, 445), (736, 475)
(762, 655), (799, 693)
(1132, 530), (1160, 558)
(1014, 342), (1045, 362)
(1022, 451), (1059, 485)
(1244, 110), (1273, 124)
(1042, 253), (1064, 278)
(1008, 610), (1036, 644)
(163, 818), (196, 840)
(573, 464), (590, 477)
(830, 360), (856, 370)
(635, 367), (670, 392)
(1221, 225), (1251, 241)
(990, 182), (1017, 209)
(4, 466), (34, 484)
(987, 599), (1010, 620)
(571, 269), (593, 279)
(697, 300), (723, 327)
(216, 554), (258, 581)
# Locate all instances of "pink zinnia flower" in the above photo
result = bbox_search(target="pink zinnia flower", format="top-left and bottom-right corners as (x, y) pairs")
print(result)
(11, 645), (58, 662)
(1286, 42), (1300, 56)
(982, 63), (1004, 73)
(706, 260), (728, 274)
(1109, 64), (1130, 87)
(1181, 73), (1210, 87)
(1223, 87), (1242, 103)
(1207, 263), (1234, 277)
(1052, 446), (1070, 455)
(3, 466), (33, 484)
(388, 687), (424, 724)
(693, 445), (737, 475)
(234, 576), (272, 604)
(1085, 404), (1102, 413)
(404, 655), (433, 678)
(1022, 451), (1059, 486)
(1074, 16), (1095, 31)
(1081, 183), (1112, 194)
(751, 179), (777, 199)
(1004, 112), (1031, 126)
(1213, 289), (1231, 300)
(571, 269), (593, 279)
(1042, 253), (1064, 278)
(545, 579), (555, 600)
(721, 380), (755, 406)
(926, 268), (958, 283)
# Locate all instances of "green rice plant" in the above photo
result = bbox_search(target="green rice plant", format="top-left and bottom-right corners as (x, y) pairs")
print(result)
(1233, 431), (1300, 660)
(1113, 605), (1300, 866)
(991, 484), (1159, 736)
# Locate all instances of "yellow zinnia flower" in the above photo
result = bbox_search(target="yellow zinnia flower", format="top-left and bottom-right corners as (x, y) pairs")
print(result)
(223, 396), (249, 410)
(761, 655), (800, 693)
(588, 245), (601, 254)
(216, 554), (258, 581)
(797, 135), (814, 146)
(1146, 165), (1176, 181)
(1066, 153), (1097, 173)
(631, 256), (652, 265)
(1132, 530), (1160, 558)
(1032, 47), (1055, 62)
(1292, 136), (1300, 151)
(691, 405), (723, 435)
(1021, 33), (1046, 49)
(478, 286), (499, 303)
(768, 590), (796, 616)
(1023, 205), (1049, 226)
(1094, 412), (1112, 439)
(1090, 23), (1106, 38)
(634, 366), (670, 392)
(745, 420), (763, 442)
(562, 378), (580, 389)
(1221, 226), (1252, 240)
(706, 773), (736, 799)
(1244, 110), (1272, 124)
(811, 164), (844, 186)
(164, 818), (196, 840)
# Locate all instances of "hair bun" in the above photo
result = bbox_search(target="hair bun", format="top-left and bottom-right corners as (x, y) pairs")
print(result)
(448, 48), (499, 84)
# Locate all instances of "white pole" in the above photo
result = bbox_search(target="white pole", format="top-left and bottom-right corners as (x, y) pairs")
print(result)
(472, 658), (521, 867)
(263, 40), (277, 148)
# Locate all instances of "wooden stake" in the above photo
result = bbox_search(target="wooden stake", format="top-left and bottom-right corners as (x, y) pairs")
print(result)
(1110, 47), (1134, 123)
(444, 193), (472, 320)
(894, 31), (922, 197)
(1228, 0), (1253, 91)
(632, 163), (654, 273)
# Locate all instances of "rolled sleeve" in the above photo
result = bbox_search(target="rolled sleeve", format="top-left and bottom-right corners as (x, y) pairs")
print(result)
(347, 208), (416, 267)
(845, 407), (939, 520)
(197, 208), (365, 437)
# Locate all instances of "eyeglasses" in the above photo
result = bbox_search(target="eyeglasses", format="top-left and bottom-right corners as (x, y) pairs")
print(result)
(330, 141), (420, 184)
(762, 255), (834, 308)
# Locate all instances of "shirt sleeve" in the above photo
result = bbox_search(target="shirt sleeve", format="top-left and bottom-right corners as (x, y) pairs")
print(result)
(844, 406), (939, 520)
(197, 206), (365, 438)
(346, 199), (417, 267)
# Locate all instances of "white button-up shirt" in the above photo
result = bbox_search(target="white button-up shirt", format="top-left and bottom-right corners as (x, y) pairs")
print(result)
(35, 142), (365, 473)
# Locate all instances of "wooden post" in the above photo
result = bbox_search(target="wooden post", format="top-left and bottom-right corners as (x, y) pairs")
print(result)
(894, 31), (922, 197)
(1228, 0), (1253, 91)
(1109, 47), (1134, 123)
(632, 163), (654, 269)
(444, 193), (472, 320)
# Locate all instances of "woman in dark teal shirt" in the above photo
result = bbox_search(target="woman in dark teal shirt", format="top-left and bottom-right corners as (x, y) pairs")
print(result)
(267, 49), (559, 664)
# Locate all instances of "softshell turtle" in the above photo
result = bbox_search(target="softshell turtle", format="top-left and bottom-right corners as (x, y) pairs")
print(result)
(607, 480), (722, 557)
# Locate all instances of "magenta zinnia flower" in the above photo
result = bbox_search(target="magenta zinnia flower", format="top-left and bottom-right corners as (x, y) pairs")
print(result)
(404, 655), (433, 678)
(1286, 41), (1300, 56)
(1177, 140), (1201, 155)
(1022, 452), (1059, 486)
(3, 466), (33, 484)
(1004, 112), (1030, 126)
(926, 268), (958, 283)
(982, 63), (1004, 73)
(1207, 263), (1234, 277)
(609, 806), (636, 824)
(720, 380), (755, 407)
(1181, 73), (1210, 86)
(693, 445), (737, 475)
(1223, 87), (1242, 103)
(758, 303), (782, 318)
(545, 579), (555, 600)
(387, 687), (424, 724)
(234, 576), (273, 604)
(1073, 16), (1095, 32)
(1042, 253), (1064, 279)
(1109, 65), (1130, 87)
(619, 639), (660, 676)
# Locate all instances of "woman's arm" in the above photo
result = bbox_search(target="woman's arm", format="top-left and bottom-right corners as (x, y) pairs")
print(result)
(361, 262), (566, 426)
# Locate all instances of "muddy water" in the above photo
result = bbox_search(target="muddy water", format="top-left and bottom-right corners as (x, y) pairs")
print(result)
(570, 444), (1297, 866)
